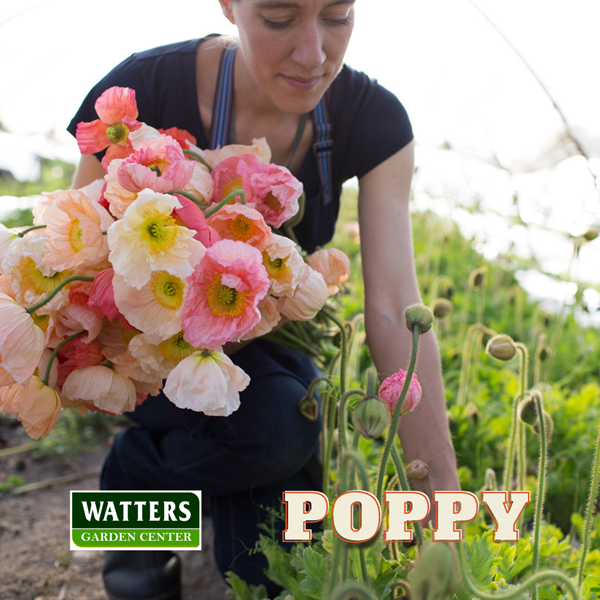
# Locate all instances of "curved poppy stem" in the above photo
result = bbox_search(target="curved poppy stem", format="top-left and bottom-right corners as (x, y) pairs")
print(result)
(169, 190), (208, 210)
(204, 188), (247, 218)
(44, 331), (86, 386)
(182, 149), (212, 172)
(26, 275), (96, 314)
(18, 224), (47, 237)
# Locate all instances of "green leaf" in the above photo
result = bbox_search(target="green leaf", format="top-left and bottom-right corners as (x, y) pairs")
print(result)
(494, 543), (516, 581)
(464, 531), (500, 588)
(225, 571), (269, 600)
(292, 546), (328, 599)
(508, 538), (533, 580)
(322, 529), (335, 555)
(371, 556), (402, 600)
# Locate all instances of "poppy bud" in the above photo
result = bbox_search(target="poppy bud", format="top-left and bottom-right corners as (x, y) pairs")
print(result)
(299, 395), (319, 421)
(466, 402), (480, 425)
(469, 267), (487, 290)
(583, 226), (599, 242)
(352, 396), (389, 439)
(431, 298), (453, 320)
(486, 334), (517, 361)
(484, 468), (498, 491)
(405, 459), (429, 480)
(405, 304), (434, 335)
(518, 393), (540, 426)
(409, 543), (459, 600)
(532, 410), (553, 441)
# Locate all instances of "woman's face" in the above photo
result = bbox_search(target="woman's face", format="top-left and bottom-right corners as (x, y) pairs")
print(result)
(220, 0), (355, 114)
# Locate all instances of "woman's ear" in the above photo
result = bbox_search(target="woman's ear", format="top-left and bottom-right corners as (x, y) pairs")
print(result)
(218, 0), (236, 25)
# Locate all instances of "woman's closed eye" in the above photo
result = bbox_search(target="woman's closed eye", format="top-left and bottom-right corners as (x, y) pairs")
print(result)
(262, 14), (353, 30)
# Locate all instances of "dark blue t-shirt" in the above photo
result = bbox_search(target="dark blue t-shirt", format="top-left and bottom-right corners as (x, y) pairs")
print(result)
(68, 37), (413, 254)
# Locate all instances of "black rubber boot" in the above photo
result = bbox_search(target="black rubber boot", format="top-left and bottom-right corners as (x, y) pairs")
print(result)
(103, 550), (182, 600)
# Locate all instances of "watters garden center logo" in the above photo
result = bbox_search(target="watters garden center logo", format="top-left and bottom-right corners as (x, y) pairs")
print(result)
(70, 491), (202, 551)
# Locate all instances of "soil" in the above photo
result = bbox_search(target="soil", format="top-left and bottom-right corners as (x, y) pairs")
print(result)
(0, 416), (229, 600)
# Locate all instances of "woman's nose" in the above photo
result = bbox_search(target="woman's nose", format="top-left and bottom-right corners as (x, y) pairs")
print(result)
(290, 24), (327, 71)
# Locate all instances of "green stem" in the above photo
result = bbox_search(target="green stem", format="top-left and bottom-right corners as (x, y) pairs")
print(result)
(327, 538), (343, 599)
(457, 541), (578, 600)
(577, 426), (600, 591)
(18, 224), (46, 237)
(376, 325), (420, 504)
(503, 392), (521, 492)
(204, 188), (247, 218)
(323, 386), (339, 497)
(274, 327), (317, 355)
(283, 191), (305, 245)
(532, 393), (548, 600)
(341, 545), (349, 582)
(391, 445), (424, 548)
(516, 344), (529, 495)
(366, 367), (378, 396)
(338, 390), (365, 466)
(169, 189), (208, 210)
(322, 308), (348, 397)
(26, 275), (95, 314)
(43, 331), (86, 386)
(182, 149), (212, 171)
(330, 582), (378, 600)
(341, 449), (370, 492)
(359, 547), (369, 584)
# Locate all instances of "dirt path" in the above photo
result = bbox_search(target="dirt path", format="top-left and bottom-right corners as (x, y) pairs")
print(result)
(0, 417), (229, 600)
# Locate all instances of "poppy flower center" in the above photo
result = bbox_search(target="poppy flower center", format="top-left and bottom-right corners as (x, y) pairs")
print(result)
(68, 219), (85, 253)
(230, 215), (254, 242)
(106, 122), (130, 145)
(207, 274), (247, 318)
(151, 271), (184, 310)
(221, 178), (244, 202)
(138, 210), (178, 253)
(264, 192), (281, 211)
(159, 331), (196, 361)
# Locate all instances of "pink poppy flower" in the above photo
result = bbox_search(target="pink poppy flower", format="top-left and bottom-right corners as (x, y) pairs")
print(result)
(75, 86), (142, 170)
(0, 292), (46, 385)
(41, 189), (114, 272)
(163, 349), (250, 416)
(242, 163), (302, 228)
(307, 248), (350, 295)
(87, 268), (132, 329)
(57, 337), (104, 388)
(207, 204), (272, 248)
(280, 267), (328, 322)
(116, 136), (195, 194)
(158, 127), (197, 150)
(173, 195), (221, 248)
(182, 239), (270, 349)
(211, 154), (259, 205)
(378, 369), (422, 415)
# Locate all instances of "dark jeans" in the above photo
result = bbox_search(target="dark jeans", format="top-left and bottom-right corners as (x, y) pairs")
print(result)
(101, 340), (322, 596)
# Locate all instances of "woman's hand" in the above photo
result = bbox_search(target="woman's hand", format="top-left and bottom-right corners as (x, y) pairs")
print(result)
(357, 141), (460, 520)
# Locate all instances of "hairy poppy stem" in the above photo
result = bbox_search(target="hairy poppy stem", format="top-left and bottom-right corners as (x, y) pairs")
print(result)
(18, 224), (47, 237)
(204, 188), (247, 218)
(26, 275), (95, 314)
(182, 149), (212, 172)
(43, 331), (86, 386)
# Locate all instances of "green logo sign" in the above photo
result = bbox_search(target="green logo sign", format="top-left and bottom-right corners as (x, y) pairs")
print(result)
(70, 491), (201, 550)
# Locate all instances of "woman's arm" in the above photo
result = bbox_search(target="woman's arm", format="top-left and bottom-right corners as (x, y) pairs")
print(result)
(358, 141), (460, 510)
(72, 154), (106, 189)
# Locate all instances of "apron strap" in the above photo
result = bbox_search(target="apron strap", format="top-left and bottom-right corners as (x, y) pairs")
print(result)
(311, 95), (334, 206)
(209, 43), (237, 149)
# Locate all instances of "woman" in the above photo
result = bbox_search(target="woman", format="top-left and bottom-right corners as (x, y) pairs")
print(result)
(70, 0), (460, 598)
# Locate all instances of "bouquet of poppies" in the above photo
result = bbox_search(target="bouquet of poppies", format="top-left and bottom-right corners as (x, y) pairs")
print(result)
(0, 86), (350, 439)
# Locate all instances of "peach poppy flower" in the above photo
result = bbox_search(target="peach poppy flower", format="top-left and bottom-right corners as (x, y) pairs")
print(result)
(207, 204), (272, 248)
(241, 296), (282, 341)
(0, 292), (46, 384)
(128, 333), (175, 380)
(107, 190), (205, 289)
(182, 239), (270, 348)
(378, 369), (422, 415)
(307, 248), (350, 295)
(75, 86), (142, 170)
(2, 235), (73, 313)
(7, 376), (62, 439)
(42, 190), (114, 272)
(116, 136), (194, 194)
(112, 271), (186, 338)
(129, 123), (162, 147)
(261, 234), (306, 297)
(280, 266), (328, 322)
(211, 154), (259, 205)
(172, 196), (221, 248)
(242, 162), (303, 228)
(55, 300), (103, 343)
(191, 137), (271, 170)
(163, 349), (250, 416)
(62, 365), (137, 415)
(182, 163), (215, 206)
(158, 127), (197, 149)
(103, 158), (138, 219)
(0, 224), (18, 264)
(0, 274), (16, 299)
